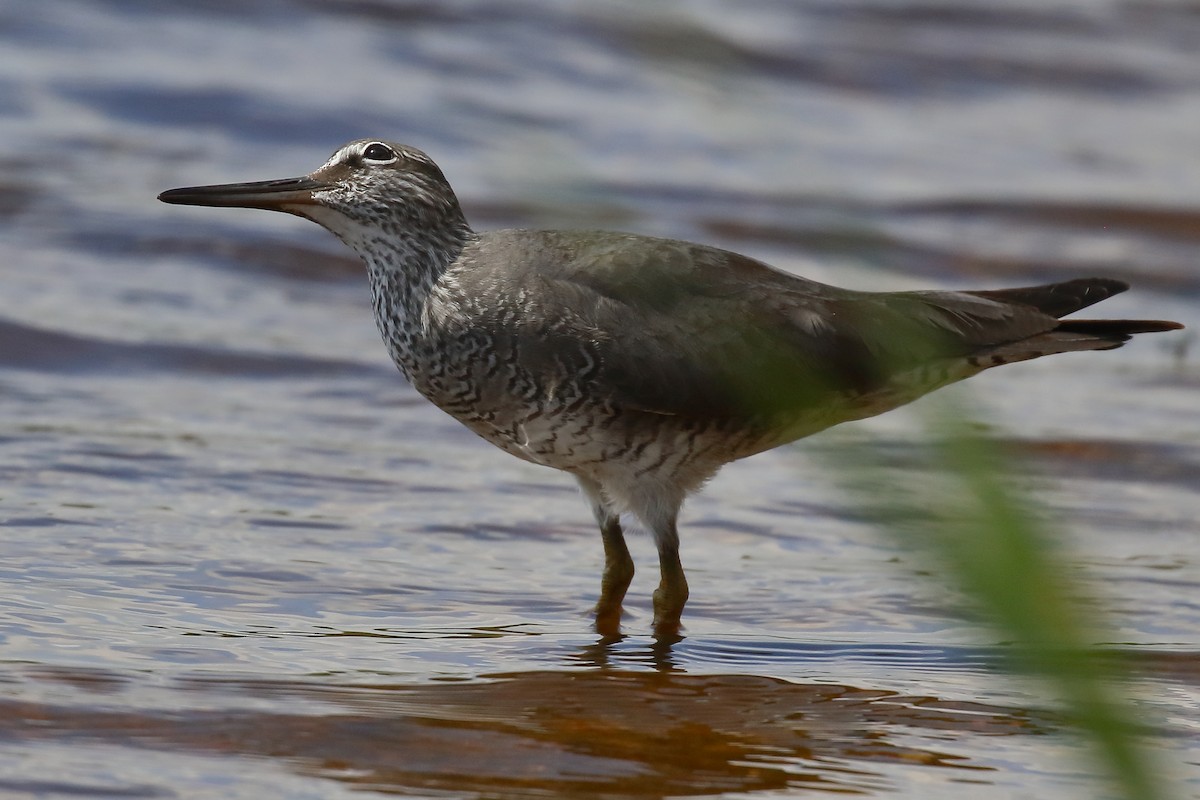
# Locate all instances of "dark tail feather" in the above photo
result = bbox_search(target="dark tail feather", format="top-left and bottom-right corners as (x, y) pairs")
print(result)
(971, 277), (1183, 352)
(1054, 318), (1185, 350)
(1057, 318), (1184, 336)
(968, 277), (1131, 318)
(965, 279), (1183, 365)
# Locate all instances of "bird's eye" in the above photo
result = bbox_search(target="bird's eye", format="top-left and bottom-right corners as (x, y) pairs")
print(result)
(362, 142), (396, 163)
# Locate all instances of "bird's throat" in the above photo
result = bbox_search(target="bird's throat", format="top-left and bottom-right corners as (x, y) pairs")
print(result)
(348, 219), (476, 382)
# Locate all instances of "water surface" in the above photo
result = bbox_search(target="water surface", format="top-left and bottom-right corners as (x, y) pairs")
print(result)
(1, 1), (1197, 797)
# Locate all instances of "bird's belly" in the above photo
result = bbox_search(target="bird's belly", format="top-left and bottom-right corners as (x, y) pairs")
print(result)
(407, 363), (618, 470)
(451, 401), (631, 471)
(442, 394), (774, 492)
(406, 350), (947, 485)
(493, 413), (612, 470)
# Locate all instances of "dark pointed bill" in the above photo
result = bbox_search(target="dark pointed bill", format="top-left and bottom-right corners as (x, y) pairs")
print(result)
(157, 176), (330, 209)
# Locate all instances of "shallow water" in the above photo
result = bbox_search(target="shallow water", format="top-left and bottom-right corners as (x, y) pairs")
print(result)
(1, 1), (1198, 797)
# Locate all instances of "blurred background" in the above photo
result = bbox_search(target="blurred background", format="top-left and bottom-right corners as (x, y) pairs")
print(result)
(0, 1), (1197, 798)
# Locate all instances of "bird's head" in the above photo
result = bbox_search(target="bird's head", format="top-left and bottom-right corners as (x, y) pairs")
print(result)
(159, 139), (470, 255)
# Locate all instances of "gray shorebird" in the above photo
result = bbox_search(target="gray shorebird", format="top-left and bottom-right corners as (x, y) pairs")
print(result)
(160, 139), (1183, 638)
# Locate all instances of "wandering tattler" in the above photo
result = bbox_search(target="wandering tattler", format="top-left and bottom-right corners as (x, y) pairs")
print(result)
(159, 139), (1183, 638)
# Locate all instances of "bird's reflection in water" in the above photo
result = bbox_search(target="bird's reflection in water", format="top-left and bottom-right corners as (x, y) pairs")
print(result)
(1, 651), (1055, 798)
(574, 629), (685, 672)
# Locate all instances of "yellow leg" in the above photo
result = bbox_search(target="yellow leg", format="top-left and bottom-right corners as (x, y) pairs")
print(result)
(577, 476), (634, 638)
(651, 532), (688, 640)
(595, 516), (634, 638)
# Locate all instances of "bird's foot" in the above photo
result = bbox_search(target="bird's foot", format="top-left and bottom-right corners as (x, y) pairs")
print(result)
(651, 581), (688, 641)
(593, 599), (625, 640)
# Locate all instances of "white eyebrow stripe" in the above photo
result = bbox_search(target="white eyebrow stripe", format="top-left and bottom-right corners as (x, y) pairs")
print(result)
(319, 143), (359, 170)
(317, 141), (432, 170)
(398, 147), (432, 165)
